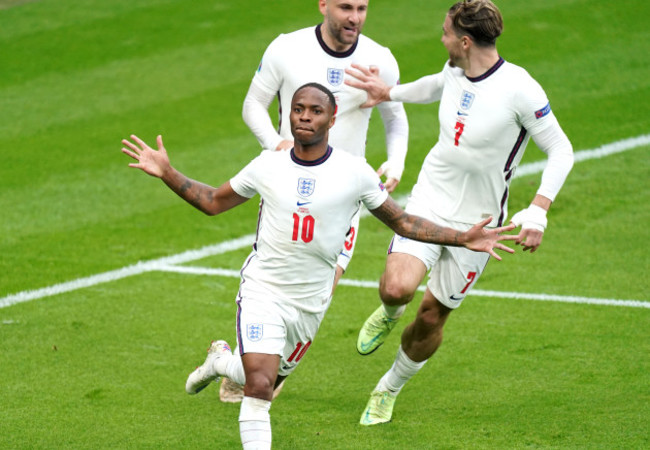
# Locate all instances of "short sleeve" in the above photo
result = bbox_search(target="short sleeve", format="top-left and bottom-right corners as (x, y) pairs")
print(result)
(358, 161), (389, 210)
(514, 71), (554, 135)
(230, 155), (263, 199)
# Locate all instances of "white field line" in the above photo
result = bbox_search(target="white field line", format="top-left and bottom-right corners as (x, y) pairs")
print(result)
(154, 264), (650, 309)
(1, 135), (649, 310)
(0, 235), (255, 309)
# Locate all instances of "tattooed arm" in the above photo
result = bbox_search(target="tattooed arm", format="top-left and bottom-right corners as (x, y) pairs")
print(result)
(369, 196), (517, 260)
(122, 134), (248, 216)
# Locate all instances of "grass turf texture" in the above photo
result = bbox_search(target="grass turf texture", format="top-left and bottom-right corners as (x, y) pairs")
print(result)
(1, 0), (649, 448)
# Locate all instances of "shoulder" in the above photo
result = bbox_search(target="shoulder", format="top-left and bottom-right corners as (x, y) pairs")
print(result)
(499, 60), (542, 88)
(253, 149), (288, 165)
(274, 27), (315, 45)
(329, 147), (374, 173)
(266, 27), (315, 52)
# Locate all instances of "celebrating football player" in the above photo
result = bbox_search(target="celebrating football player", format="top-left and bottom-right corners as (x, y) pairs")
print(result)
(345, 0), (574, 426)
(122, 83), (516, 449)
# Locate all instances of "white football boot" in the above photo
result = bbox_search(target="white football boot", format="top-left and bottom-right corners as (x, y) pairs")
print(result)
(185, 340), (231, 395)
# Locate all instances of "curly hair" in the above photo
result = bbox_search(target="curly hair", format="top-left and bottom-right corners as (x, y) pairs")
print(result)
(448, 0), (503, 47)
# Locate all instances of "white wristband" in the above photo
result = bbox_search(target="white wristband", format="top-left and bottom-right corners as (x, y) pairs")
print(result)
(510, 204), (548, 232)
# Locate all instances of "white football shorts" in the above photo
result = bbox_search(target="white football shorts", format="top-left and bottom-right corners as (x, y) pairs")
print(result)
(388, 202), (490, 309)
(236, 294), (331, 376)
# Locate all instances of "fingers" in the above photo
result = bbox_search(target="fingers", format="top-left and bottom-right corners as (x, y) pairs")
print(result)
(495, 243), (515, 254)
(476, 216), (493, 228)
(488, 249), (502, 261)
(495, 223), (516, 233)
(384, 178), (399, 193)
(350, 63), (373, 76)
(129, 134), (148, 149)
(121, 138), (140, 153)
(121, 147), (139, 161)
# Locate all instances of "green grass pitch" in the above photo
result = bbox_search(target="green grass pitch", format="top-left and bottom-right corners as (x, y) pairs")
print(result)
(1, 0), (649, 448)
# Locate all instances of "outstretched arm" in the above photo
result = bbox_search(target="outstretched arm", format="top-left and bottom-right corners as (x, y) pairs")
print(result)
(370, 197), (516, 260)
(121, 134), (249, 216)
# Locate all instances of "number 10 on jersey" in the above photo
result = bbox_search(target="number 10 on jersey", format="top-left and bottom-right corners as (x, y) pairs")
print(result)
(292, 213), (315, 243)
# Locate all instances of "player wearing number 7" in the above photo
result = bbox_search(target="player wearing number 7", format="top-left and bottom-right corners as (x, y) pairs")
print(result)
(122, 83), (516, 449)
(345, 0), (574, 426)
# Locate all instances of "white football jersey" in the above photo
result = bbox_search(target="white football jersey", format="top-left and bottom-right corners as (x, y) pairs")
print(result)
(252, 26), (403, 157)
(394, 59), (556, 226)
(230, 147), (388, 313)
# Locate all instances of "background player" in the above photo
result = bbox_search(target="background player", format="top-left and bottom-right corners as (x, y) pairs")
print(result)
(230, 0), (411, 403)
(122, 83), (516, 449)
(345, 0), (574, 425)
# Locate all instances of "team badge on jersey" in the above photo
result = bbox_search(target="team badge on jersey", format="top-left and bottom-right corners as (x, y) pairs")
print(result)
(460, 90), (475, 111)
(247, 324), (263, 342)
(297, 178), (316, 197)
(327, 68), (344, 87)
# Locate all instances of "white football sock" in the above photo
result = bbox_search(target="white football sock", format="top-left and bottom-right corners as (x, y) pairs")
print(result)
(376, 345), (426, 395)
(239, 396), (272, 450)
(215, 351), (246, 385)
(383, 304), (406, 319)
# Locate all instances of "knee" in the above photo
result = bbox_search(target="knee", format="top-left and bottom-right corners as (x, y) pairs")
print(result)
(380, 276), (416, 305)
(244, 372), (275, 400)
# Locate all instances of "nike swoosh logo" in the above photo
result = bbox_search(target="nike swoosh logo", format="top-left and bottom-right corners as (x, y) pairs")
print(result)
(359, 334), (383, 353)
(449, 295), (463, 301)
(297, 201), (311, 206)
(457, 111), (468, 116)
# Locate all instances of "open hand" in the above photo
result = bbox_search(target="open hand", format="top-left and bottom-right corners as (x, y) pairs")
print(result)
(344, 63), (391, 108)
(463, 217), (517, 260)
(121, 135), (170, 178)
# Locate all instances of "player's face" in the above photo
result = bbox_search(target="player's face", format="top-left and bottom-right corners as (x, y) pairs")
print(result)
(441, 14), (466, 69)
(289, 88), (335, 146)
(320, 0), (368, 50)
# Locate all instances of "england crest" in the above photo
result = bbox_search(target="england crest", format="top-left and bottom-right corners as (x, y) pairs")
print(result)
(297, 178), (316, 197)
(327, 68), (344, 87)
(460, 90), (475, 111)
(247, 324), (263, 342)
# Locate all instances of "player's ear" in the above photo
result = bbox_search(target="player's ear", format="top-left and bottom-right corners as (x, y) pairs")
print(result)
(329, 104), (337, 128)
(318, 0), (327, 16)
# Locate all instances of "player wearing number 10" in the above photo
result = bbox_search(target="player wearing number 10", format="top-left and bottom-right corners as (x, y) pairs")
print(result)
(122, 83), (516, 449)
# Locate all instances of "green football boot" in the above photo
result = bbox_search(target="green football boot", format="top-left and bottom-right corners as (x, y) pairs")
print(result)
(360, 390), (397, 426)
(357, 306), (399, 355)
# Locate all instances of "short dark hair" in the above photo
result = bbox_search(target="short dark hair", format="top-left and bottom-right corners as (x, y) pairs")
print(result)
(449, 0), (503, 47)
(294, 82), (337, 112)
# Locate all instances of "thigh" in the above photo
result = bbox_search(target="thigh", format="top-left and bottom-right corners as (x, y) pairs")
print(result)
(381, 250), (429, 295)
